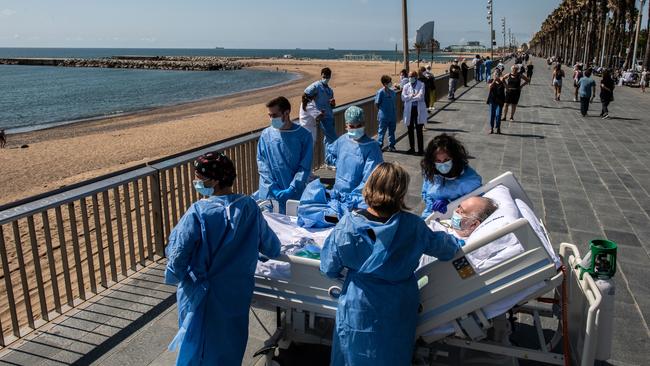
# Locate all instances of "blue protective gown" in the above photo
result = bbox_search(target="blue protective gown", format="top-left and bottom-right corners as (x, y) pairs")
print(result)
(256, 123), (313, 214)
(325, 134), (383, 197)
(165, 194), (281, 366)
(421, 165), (482, 218)
(320, 210), (462, 366)
(305, 80), (337, 144)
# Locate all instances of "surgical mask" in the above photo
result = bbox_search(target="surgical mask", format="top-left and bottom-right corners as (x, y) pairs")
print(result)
(435, 160), (453, 174)
(270, 117), (284, 129)
(347, 127), (365, 140)
(409, 77), (417, 84)
(193, 179), (214, 197)
(322, 78), (330, 85)
(450, 212), (463, 230)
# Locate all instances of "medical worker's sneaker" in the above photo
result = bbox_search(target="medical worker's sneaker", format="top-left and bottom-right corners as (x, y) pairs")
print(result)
(387, 146), (397, 152)
(602, 114), (609, 119)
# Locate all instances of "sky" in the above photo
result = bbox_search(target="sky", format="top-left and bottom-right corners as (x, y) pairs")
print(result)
(0, 0), (585, 50)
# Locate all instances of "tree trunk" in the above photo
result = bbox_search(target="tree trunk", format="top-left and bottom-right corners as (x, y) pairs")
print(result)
(644, 3), (650, 69)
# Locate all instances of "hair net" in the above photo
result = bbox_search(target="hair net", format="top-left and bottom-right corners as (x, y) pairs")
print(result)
(344, 106), (365, 125)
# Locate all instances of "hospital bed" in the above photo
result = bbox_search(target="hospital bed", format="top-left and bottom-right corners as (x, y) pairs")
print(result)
(251, 172), (606, 366)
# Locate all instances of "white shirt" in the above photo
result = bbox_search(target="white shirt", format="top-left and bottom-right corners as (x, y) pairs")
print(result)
(298, 101), (321, 145)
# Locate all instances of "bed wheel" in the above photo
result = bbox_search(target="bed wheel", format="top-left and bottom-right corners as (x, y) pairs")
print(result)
(328, 286), (342, 299)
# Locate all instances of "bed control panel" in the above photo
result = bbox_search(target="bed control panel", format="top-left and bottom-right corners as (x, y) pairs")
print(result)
(453, 256), (476, 279)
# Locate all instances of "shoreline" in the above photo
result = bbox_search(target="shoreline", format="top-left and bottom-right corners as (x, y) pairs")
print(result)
(4, 69), (303, 136)
(0, 58), (453, 206)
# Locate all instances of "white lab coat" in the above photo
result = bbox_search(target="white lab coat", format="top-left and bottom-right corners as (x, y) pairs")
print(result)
(401, 80), (427, 125)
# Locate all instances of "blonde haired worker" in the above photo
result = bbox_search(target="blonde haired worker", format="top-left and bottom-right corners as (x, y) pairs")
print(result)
(320, 162), (463, 366)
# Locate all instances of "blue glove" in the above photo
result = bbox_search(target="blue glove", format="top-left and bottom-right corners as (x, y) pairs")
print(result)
(458, 239), (466, 247)
(431, 199), (449, 214)
(270, 188), (282, 199)
(276, 186), (296, 202)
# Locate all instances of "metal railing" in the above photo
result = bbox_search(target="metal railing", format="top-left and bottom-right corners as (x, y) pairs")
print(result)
(0, 68), (475, 346)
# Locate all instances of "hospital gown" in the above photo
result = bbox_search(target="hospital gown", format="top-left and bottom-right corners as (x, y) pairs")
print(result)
(256, 123), (313, 214)
(325, 134), (383, 199)
(320, 210), (462, 366)
(421, 166), (482, 218)
(165, 194), (281, 366)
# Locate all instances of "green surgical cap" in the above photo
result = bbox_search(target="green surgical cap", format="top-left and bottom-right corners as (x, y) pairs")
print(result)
(344, 106), (365, 124)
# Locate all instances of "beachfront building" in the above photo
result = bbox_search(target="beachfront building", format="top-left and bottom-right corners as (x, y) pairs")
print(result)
(443, 41), (487, 53)
(342, 53), (383, 61)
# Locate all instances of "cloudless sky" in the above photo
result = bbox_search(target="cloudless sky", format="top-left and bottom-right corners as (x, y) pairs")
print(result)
(0, 0), (616, 50)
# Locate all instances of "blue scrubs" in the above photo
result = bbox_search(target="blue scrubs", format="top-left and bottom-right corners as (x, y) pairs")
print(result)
(421, 166), (482, 218)
(165, 194), (281, 366)
(305, 80), (337, 145)
(485, 59), (493, 81)
(326, 134), (383, 197)
(374, 87), (397, 148)
(256, 123), (313, 214)
(320, 210), (462, 366)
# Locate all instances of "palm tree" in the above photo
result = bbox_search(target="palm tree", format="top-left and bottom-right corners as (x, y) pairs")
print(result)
(414, 42), (424, 69)
(644, 0), (650, 70)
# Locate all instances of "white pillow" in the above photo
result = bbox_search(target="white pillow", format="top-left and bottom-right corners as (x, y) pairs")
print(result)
(515, 199), (561, 268)
(466, 185), (524, 272)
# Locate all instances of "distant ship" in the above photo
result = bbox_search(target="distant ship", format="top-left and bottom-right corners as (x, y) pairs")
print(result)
(328, 48), (335, 50)
(215, 47), (224, 49)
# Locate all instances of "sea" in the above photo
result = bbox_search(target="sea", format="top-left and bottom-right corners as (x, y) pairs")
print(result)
(0, 48), (454, 133)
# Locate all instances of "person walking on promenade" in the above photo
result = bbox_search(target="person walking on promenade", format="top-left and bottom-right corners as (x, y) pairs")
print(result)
(487, 69), (506, 134)
(448, 60), (461, 100)
(461, 59), (469, 86)
(641, 68), (648, 93)
(401, 71), (427, 155)
(425, 65), (437, 110)
(577, 68), (596, 117)
(599, 69), (615, 119)
(375, 75), (397, 151)
(573, 64), (584, 102)
(502, 65), (529, 121)
(0, 130), (5, 148)
(484, 57), (493, 82)
(304, 67), (336, 149)
(418, 67), (433, 110)
(473, 55), (483, 82)
(479, 57), (486, 82)
(526, 63), (534, 83)
(552, 64), (565, 101)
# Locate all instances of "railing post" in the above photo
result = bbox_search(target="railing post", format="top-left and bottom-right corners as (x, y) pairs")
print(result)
(149, 172), (166, 258)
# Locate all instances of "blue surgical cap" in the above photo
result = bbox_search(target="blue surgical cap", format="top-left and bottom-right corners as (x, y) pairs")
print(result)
(344, 106), (365, 124)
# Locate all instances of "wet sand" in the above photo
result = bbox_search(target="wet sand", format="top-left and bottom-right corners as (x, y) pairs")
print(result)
(0, 58), (452, 206)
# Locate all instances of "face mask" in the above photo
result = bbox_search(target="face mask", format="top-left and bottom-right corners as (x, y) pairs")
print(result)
(322, 78), (330, 85)
(193, 179), (214, 197)
(347, 127), (365, 140)
(409, 77), (417, 84)
(270, 117), (284, 129)
(435, 160), (453, 174)
(450, 212), (463, 230)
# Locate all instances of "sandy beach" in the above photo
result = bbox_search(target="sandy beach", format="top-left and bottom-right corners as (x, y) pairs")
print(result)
(0, 58), (452, 206)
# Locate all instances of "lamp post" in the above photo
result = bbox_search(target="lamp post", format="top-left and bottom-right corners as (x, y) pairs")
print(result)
(501, 17), (506, 56)
(487, 0), (494, 58)
(402, 0), (409, 73)
(632, 0), (646, 70)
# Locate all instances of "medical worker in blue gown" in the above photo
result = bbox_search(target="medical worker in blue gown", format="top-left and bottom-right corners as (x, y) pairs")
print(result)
(305, 67), (337, 147)
(420, 133), (482, 219)
(326, 105), (383, 203)
(256, 96), (313, 214)
(165, 152), (281, 366)
(320, 162), (463, 366)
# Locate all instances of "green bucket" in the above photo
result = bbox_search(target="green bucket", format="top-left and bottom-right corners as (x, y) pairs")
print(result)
(577, 239), (617, 280)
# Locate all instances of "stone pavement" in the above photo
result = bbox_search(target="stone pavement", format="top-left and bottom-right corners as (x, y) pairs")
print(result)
(1, 57), (648, 365)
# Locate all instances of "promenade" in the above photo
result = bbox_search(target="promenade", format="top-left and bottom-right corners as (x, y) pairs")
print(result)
(0, 57), (648, 365)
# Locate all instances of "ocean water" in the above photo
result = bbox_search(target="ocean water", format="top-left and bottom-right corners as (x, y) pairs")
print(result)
(0, 65), (297, 132)
(0, 48), (454, 132)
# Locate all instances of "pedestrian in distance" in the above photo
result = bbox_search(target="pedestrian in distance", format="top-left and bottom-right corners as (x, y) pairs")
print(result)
(576, 68), (596, 117)
(502, 65), (530, 121)
(484, 56), (493, 83)
(448, 59), (461, 100)
(573, 64), (584, 102)
(487, 69), (506, 134)
(0, 130), (6, 148)
(526, 63), (534, 83)
(599, 69), (615, 119)
(375, 75), (397, 151)
(552, 63), (565, 101)
(461, 59), (469, 87)
(641, 68), (648, 93)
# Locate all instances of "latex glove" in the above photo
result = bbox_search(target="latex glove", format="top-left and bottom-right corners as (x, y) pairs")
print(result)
(276, 186), (296, 202)
(431, 199), (449, 214)
(270, 188), (282, 199)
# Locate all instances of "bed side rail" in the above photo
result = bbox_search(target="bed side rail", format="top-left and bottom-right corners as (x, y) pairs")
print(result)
(416, 218), (557, 336)
(559, 243), (603, 366)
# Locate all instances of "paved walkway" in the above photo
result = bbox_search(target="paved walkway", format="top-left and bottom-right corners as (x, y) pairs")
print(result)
(1, 57), (649, 365)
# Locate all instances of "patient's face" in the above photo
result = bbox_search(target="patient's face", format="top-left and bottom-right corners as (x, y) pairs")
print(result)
(453, 197), (483, 237)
